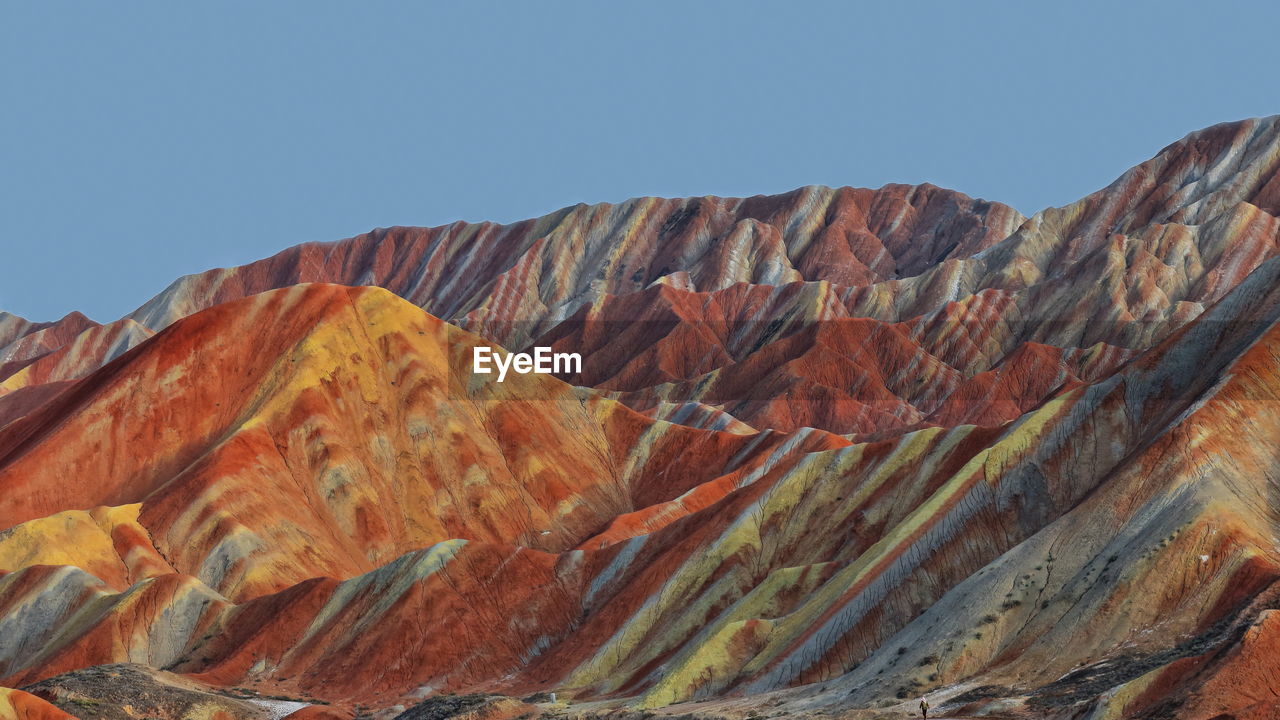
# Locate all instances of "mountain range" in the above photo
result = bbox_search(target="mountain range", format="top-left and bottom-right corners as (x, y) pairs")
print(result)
(3, 117), (1280, 720)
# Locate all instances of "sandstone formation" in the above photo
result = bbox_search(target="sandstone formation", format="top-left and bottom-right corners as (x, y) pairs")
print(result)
(3, 117), (1280, 719)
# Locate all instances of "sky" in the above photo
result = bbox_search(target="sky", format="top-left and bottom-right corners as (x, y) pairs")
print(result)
(3, 2), (1280, 322)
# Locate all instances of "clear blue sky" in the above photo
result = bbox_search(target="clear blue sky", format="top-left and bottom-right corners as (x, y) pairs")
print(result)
(3, 2), (1279, 322)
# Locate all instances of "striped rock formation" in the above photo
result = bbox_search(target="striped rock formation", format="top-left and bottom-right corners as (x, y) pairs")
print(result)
(2, 117), (1280, 719)
(7, 119), (1280, 439)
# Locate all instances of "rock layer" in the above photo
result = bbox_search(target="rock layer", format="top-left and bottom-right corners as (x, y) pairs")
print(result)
(2, 117), (1280, 718)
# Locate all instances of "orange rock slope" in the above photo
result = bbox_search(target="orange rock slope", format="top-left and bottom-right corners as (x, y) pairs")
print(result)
(0, 688), (73, 720)
(3, 117), (1280, 719)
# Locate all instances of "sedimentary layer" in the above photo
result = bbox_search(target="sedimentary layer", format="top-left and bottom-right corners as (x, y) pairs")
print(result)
(3, 117), (1280, 719)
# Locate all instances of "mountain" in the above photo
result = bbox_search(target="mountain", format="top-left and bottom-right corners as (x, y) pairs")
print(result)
(3, 117), (1280, 719)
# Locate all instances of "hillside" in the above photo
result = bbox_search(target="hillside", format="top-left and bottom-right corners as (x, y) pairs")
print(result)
(3, 117), (1280, 719)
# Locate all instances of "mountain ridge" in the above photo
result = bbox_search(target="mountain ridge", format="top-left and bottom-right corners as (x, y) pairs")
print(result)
(4, 116), (1280, 719)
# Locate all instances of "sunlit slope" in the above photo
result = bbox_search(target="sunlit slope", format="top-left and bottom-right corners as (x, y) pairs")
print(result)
(0, 284), (846, 698)
(0, 284), (836, 601)
(0, 686), (73, 720)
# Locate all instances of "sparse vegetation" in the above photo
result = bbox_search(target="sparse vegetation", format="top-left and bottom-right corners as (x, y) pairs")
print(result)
(394, 693), (493, 720)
